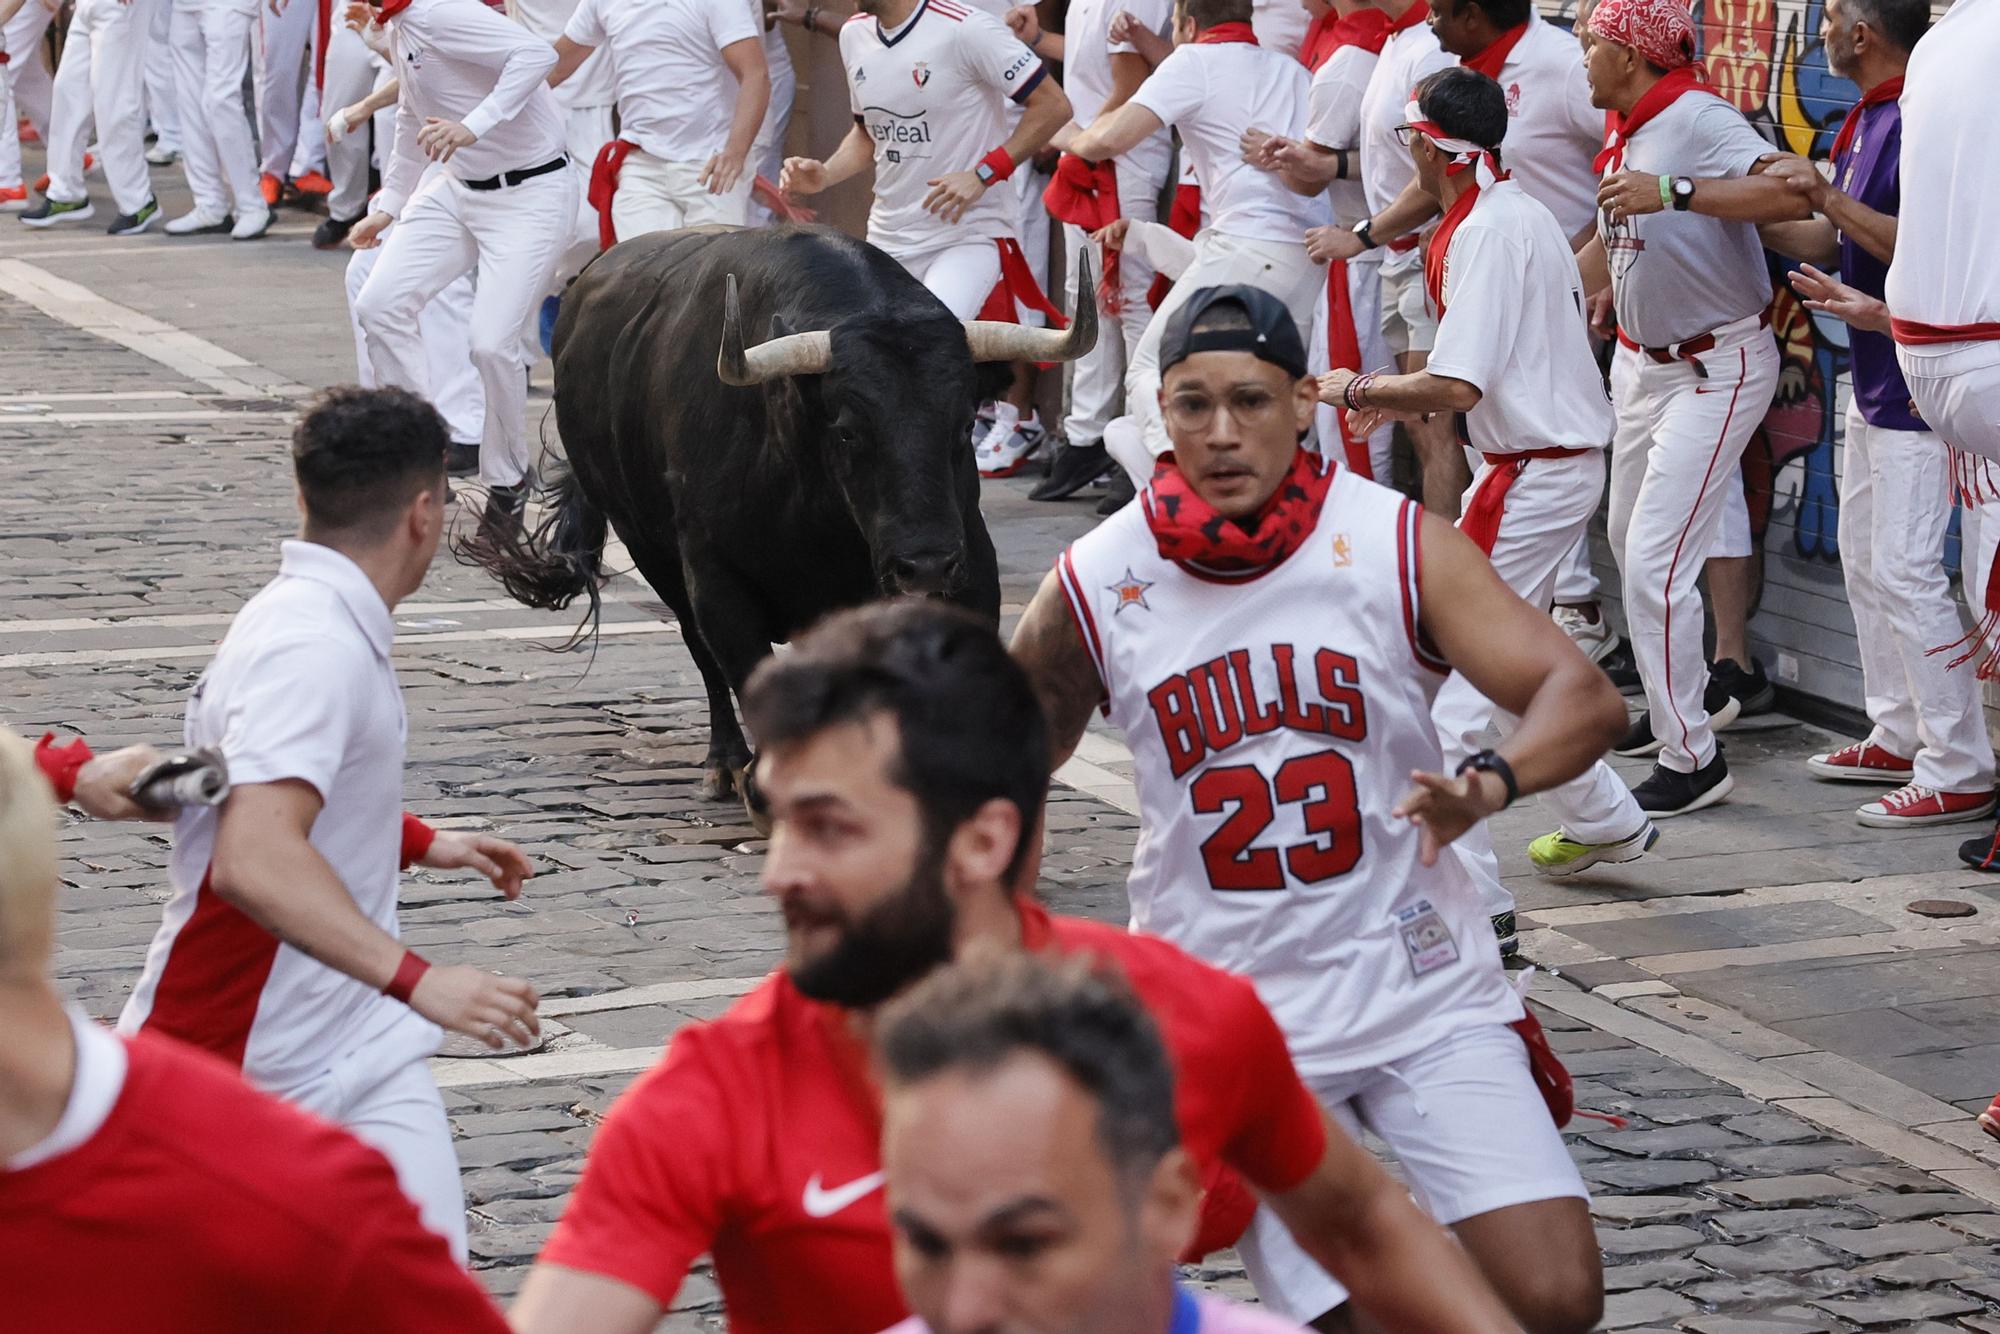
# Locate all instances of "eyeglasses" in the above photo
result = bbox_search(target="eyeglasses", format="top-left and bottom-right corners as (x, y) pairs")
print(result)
(1394, 123), (1417, 147)
(1162, 385), (1288, 433)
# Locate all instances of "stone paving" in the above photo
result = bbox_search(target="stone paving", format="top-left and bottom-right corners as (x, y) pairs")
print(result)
(5, 149), (2000, 1332)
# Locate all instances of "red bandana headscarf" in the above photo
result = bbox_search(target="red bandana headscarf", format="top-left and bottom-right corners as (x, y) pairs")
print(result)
(1143, 450), (1335, 574)
(1588, 0), (1697, 70)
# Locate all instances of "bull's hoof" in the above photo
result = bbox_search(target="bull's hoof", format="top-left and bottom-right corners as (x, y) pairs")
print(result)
(700, 764), (738, 801)
(737, 762), (772, 836)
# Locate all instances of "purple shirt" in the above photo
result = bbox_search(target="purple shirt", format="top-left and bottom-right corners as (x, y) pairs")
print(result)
(1835, 94), (1924, 431)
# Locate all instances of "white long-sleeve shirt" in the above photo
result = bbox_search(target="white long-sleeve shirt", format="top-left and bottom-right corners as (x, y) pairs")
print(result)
(376, 0), (566, 218)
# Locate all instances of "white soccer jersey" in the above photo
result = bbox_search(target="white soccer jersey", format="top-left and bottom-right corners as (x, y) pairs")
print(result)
(840, 0), (1045, 257)
(118, 542), (439, 1096)
(1129, 41), (1325, 242)
(1483, 16), (1600, 240)
(1360, 13), (1454, 273)
(1426, 179), (1612, 454)
(1307, 42), (1378, 232)
(1057, 466), (1523, 1076)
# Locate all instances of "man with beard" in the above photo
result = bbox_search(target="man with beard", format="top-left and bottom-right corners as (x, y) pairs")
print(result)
(509, 601), (1517, 1334)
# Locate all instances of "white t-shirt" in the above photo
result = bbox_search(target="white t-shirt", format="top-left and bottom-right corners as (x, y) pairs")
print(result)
(1058, 0), (1175, 186)
(1307, 42), (1378, 233)
(1253, 0), (1311, 59)
(1598, 91), (1775, 345)
(565, 0), (760, 163)
(1425, 179), (1613, 453)
(1360, 17), (1454, 273)
(1885, 0), (2000, 328)
(511, 0), (612, 109)
(840, 0), (1046, 257)
(119, 542), (439, 1096)
(1130, 42), (1324, 243)
(1483, 16), (1600, 240)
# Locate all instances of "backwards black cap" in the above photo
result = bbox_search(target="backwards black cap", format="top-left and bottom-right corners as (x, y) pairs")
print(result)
(1157, 284), (1309, 381)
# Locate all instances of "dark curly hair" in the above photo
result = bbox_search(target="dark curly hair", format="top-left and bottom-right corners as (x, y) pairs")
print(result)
(292, 384), (449, 538)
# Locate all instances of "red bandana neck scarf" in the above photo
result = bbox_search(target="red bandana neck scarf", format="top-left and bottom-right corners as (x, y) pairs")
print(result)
(1828, 75), (1904, 163)
(1460, 20), (1529, 77)
(1194, 21), (1259, 44)
(1303, 8), (1393, 67)
(1143, 451), (1335, 573)
(1594, 66), (1721, 173)
(1407, 97), (1505, 313)
(1388, 0), (1430, 36)
(1423, 175), (1490, 314)
(375, 0), (413, 19)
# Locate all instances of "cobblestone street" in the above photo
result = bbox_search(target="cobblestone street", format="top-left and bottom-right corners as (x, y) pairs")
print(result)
(7, 167), (2000, 1333)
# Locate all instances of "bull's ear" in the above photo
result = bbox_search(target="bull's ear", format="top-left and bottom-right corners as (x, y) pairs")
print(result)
(768, 313), (797, 341)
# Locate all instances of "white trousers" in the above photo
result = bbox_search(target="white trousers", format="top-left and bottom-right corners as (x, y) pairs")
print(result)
(285, 52), (324, 178)
(4, 2), (55, 140)
(172, 0), (262, 216)
(1123, 228), (1322, 461)
(346, 239), (484, 447)
(1608, 324), (1781, 772)
(145, 0), (181, 151)
(1307, 256), (1393, 479)
(1433, 451), (1652, 917)
(47, 0), (154, 214)
(289, 1053), (466, 1261)
(1552, 537), (1598, 604)
(1901, 339), (2000, 465)
(355, 168), (579, 488)
(1061, 158), (1166, 447)
(898, 238), (1004, 321)
(0, 24), (20, 190)
(609, 149), (751, 244)
(1840, 404), (1995, 792)
(321, 22), (392, 223)
(254, 0), (313, 177)
(1236, 1022), (1587, 1322)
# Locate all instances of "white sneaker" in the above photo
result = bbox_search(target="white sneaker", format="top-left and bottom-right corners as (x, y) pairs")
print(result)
(145, 143), (180, 166)
(164, 207), (230, 236)
(1553, 604), (1617, 663)
(977, 419), (1048, 478)
(231, 203), (273, 240)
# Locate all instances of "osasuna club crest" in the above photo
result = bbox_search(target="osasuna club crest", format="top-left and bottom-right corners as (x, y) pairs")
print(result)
(912, 61), (931, 87)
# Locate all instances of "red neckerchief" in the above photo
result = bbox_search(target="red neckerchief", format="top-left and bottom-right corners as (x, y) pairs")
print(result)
(374, 0), (412, 19)
(1300, 8), (1392, 68)
(1194, 20), (1259, 43)
(1828, 74), (1904, 162)
(1143, 450), (1335, 573)
(1460, 20), (1529, 77)
(1594, 66), (1721, 172)
(1388, 0), (1430, 36)
(1043, 155), (1129, 312)
(1423, 172), (1501, 315)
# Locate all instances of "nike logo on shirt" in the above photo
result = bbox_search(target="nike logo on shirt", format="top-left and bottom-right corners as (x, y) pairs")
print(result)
(802, 1171), (887, 1218)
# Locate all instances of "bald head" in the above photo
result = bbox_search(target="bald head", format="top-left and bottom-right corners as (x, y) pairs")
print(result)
(0, 731), (60, 980)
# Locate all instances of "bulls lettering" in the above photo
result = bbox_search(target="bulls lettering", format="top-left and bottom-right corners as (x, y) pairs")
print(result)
(1148, 645), (1370, 777)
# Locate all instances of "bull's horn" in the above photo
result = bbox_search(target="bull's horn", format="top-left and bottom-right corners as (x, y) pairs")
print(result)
(961, 252), (1099, 364)
(717, 274), (833, 385)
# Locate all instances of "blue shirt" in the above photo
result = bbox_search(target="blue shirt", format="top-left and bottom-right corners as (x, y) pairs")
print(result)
(1836, 95), (1924, 431)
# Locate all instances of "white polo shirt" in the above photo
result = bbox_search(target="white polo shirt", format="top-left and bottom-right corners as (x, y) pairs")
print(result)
(1129, 40), (1325, 243)
(1360, 14), (1455, 273)
(375, 0), (566, 218)
(1425, 179), (1613, 453)
(1480, 16), (1600, 240)
(1307, 42), (1380, 232)
(119, 542), (438, 1096)
(1253, 0), (1311, 59)
(565, 0), (761, 164)
(511, 0), (613, 111)
(1059, 0), (1175, 187)
(841, 0), (1046, 257)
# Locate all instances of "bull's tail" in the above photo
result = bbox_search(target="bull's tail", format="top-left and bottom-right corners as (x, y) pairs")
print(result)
(453, 462), (608, 648)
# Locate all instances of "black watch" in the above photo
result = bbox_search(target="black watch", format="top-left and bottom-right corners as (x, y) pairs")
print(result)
(1670, 176), (1696, 211)
(1455, 749), (1519, 810)
(1351, 217), (1377, 250)
(975, 160), (999, 186)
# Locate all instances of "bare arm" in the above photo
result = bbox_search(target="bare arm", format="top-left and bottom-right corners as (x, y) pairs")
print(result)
(706, 36), (771, 194)
(781, 121), (874, 196)
(1010, 567), (1104, 771)
(1756, 217), (1840, 268)
(1070, 102), (1166, 165)
(1574, 233), (1610, 296)
(1819, 188), (1898, 267)
(510, 1266), (662, 1334)
(1597, 169), (1812, 224)
(1265, 1110), (1523, 1334)
(547, 35), (594, 87)
(1317, 368), (1482, 423)
(1006, 73), (1072, 164)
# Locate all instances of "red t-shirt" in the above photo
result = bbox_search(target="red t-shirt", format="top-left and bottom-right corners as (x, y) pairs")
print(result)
(538, 899), (1329, 1334)
(0, 1031), (511, 1334)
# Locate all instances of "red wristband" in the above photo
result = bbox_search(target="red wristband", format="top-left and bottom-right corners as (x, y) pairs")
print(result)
(34, 732), (94, 805)
(385, 949), (431, 1005)
(980, 147), (1016, 183)
(399, 813), (436, 870)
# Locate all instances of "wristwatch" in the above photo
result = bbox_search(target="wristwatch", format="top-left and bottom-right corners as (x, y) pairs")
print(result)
(1455, 749), (1519, 810)
(1351, 217), (1377, 250)
(974, 160), (1000, 186)
(1670, 176), (1696, 211)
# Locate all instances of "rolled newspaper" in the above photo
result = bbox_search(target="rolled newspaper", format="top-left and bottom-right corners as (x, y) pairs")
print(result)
(129, 749), (230, 810)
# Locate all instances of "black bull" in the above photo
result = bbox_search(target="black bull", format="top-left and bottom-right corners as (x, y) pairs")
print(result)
(464, 224), (1096, 805)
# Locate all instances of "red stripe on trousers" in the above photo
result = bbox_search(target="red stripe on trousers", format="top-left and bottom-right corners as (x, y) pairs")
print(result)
(1660, 346), (1748, 764)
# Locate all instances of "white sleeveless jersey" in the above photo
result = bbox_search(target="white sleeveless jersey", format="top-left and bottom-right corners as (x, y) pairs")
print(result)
(1058, 465), (1523, 1076)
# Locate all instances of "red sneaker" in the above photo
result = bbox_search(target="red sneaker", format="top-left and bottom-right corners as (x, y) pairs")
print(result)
(1981, 1094), (2000, 1141)
(18, 117), (38, 143)
(1857, 784), (1997, 828)
(1807, 740), (1915, 784)
(0, 184), (25, 212)
(292, 170), (334, 195)
(31, 152), (94, 196)
(259, 172), (282, 207)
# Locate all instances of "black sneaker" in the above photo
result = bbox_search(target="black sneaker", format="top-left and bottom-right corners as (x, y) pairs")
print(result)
(106, 197), (158, 236)
(1707, 657), (1774, 728)
(445, 441), (479, 477)
(1614, 710), (1664, 757)
(1030, 441), (1114, 501)
(1598, 637), (1642, 694)
(1631, 752), (1734, 817)
(313, 214), (357, 250)
(1096, 468), (1137, 516)
(1491, 910), (1518, 959)
(1959, 824), (2000, 872)
(476, 482), (527, 546)
(20, 195), (94, 228)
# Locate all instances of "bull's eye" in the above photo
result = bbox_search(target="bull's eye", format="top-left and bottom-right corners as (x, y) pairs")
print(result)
(833, 424), (860, 448)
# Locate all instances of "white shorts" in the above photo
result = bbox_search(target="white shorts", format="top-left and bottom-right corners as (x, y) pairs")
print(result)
(1235, 1022), (1588, 1323)
(1379, 260), (1438, 358)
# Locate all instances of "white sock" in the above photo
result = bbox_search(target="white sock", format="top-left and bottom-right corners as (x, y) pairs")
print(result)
(993, 401), (1021, 431)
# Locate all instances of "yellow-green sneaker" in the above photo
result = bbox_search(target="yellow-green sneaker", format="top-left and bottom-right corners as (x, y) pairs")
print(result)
(1528, 822), (1659, 877)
